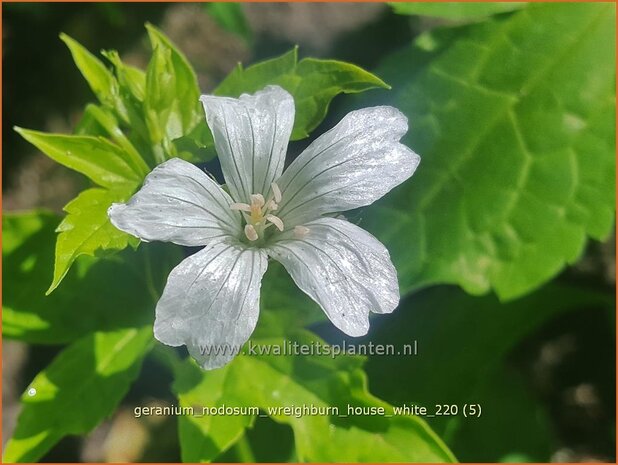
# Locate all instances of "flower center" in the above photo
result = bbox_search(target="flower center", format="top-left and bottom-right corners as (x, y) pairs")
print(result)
(230, 182), (285, 242)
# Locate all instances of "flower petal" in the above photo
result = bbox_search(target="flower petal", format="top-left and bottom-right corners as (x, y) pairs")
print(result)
(200, 85), (295, 203)
(109, 158), (240, 246)
(154, 239), (268, 370)
(275, 106), (420, 227)
(267, 217), (399, 337)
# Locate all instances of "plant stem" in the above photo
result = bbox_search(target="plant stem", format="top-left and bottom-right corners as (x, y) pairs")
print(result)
(234, 434), (256, 463)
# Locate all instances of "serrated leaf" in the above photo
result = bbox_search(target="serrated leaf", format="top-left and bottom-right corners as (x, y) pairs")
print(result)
(14, 127), (143, 189)
(356, 3), (616, 299)
(3, 210), (182, 344)
(215, 47), (389, 139)
(49, 187), (137, 294)
(174, 327), (455, 463)
(3, 327), (153, 463)
(173, 361), (255, 463)
(390, 2), (525, 19)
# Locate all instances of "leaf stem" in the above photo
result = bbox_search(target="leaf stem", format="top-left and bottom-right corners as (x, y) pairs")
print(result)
(234, 434), (256, 463)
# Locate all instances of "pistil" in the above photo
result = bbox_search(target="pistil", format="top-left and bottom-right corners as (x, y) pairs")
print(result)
(231, 182), (285, 242)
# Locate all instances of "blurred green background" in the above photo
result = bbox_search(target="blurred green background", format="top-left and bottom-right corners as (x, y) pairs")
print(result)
(3, 3), (615, 463)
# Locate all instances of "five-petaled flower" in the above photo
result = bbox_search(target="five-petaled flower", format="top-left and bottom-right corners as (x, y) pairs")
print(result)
(108, 85), (420, 369)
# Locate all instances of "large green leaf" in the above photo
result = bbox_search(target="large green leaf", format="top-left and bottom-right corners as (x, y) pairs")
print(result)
(390, 2), (525, 19)
(357, 3), (616, 299)
(13, 128), (143, 189)
(173, 324), (455, 463)
(3, 210), (181, 344)
(48, 187), (137, 294)
(215, 47), (390, 139)
(3, 326), (153, 463)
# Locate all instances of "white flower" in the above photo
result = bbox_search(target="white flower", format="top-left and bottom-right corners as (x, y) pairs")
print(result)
(108, 85), (420, 369)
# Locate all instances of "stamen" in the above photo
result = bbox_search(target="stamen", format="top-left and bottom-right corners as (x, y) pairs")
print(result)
(266, 214), (284, 231)
(236, 189), (287, 242)
(230, 202), (251, 212)
(250, 194), (265, 208)
(271, 182), (282, 203)
(244, 224), (259, 241)
(294, 225), (310, 239)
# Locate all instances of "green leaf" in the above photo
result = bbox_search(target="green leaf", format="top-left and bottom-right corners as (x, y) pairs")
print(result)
(215, 48), (389, 139)
(3, 210), (181, 344)
(14, 127), (143, 189)
(205, 2), (252, 42)
(145, 24), (201, 140)
(390, 2), (525, 19)
(357, 3), (616, 299)
(101, 50), (158, 166)
(60, 33), (115, 103)
(145, 45), (177, 144)
(48, 187), (137, 294)
(60, 33), (127, 120)
(173, 327), (455, 462)
(75, 104), (150, 177)
(173, 360), (255, 463)
(102, 49), (146, 102)
(3, 326), (153, 463)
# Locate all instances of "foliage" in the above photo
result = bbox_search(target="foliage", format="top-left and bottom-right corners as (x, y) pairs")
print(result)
(356, 2), (616, 300)
(4, 327), (153, 463)
(173, 320), (455, 462)
(4, 3), (615, 463)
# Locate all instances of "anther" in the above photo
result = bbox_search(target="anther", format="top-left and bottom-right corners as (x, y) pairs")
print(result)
(266, 214), (284, 231)
(294, 225), (310, 238)
(271, 182), (282, 203)
(230, 202), (251, 212)
(250, 194), (265, 208)
(244, 224), (259, 241)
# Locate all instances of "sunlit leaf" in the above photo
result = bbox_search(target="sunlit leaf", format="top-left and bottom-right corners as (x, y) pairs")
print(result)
(145, 23), (201, 139)
(215, 47), (389, 139)
(355, 3), (616, 299)
(174, 324), (455, 462)
(14, 127), (144, 189)
(48, 187), (137, 294)
(3, 327), (153, 463)
(60, 33), (127, 121)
